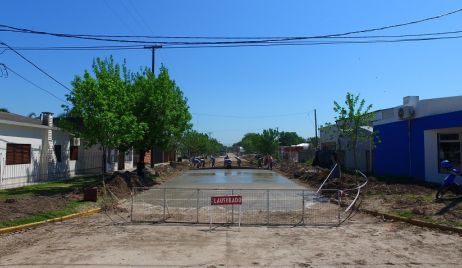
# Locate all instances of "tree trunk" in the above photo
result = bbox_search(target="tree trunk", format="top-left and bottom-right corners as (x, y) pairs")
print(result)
(137, 149), (146, 177)
(102, 146), (107, 174)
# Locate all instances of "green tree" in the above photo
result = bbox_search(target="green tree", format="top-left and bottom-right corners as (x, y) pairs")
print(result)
(179, 130), (223, 157)
(238, 133), (261, 154)
(0, 108), (9, 113)
(62, 57), (146, 173)
(333, 92), (376, 169)
(256, 128), (280, 156)
(132, 66), (192, 168)
(278, 131), (304, 146)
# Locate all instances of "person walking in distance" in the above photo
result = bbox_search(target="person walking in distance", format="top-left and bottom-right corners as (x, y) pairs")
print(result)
(268, 155), (273, 170)
(211, 155), (216, 167)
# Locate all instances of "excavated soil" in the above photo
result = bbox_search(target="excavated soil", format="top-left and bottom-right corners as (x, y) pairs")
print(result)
(275, 160), (462, 226)
(0, 195), (78, 222)
(0, 162), (188, 223)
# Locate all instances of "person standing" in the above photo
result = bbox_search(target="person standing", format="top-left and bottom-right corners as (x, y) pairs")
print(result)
(236, 156), (241, 167)
(211, 155), (216, 167)
(268, 155), (273, 170)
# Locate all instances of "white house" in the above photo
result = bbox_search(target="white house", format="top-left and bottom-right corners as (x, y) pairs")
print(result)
(0, 111), (133, 189)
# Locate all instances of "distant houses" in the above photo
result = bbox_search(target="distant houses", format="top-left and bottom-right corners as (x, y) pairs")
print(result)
(320, 95), (462, 183)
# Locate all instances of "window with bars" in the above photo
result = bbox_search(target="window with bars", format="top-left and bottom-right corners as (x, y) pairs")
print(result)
(70, 146), (79, 161)
(6, 143), (31, 165)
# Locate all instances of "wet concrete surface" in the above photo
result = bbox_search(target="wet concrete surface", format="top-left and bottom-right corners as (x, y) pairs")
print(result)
(161, 169), (305, 189)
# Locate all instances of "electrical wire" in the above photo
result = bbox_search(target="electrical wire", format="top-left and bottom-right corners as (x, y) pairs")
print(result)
(192, 112), (309, 119)
(127, 0), (155, 34)
(0, 7), (461, 45)
(1, 32), (462, 51)
(0, 40), (72, 91)
(5, 65), (71, 104)
(1, 32), (462, 52)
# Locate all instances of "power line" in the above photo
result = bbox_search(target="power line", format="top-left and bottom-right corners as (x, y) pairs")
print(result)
(2, 32), (462, 52)
(0, 40), (72, 92)
(0, 7), (461, 45)
(5, 65), (70, 104)
(192, 112), (310, 119)
(103, 0), (137, 35)
(162, 35), (462, 49)
(127, 0), (155, 34)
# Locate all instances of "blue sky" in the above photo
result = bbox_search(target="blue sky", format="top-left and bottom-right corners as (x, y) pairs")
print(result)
(1, 1), (462, 145)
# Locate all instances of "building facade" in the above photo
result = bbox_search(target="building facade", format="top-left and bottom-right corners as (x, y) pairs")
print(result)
(0, 112), (133, 189)
(373, 96), (462, 183)
(320, 124), (373, 172)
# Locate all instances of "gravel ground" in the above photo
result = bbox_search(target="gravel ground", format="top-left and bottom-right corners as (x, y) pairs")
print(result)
(1, 211), (461, 267)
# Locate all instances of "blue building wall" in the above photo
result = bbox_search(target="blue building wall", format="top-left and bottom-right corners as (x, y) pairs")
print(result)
(374, 110), (462, 180)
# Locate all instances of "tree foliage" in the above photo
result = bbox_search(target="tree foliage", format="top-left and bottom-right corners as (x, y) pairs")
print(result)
(179, 130), (223, 157)
(61, 56), (192, 172)
(278, 131), (305, 146)
(132, 66), (192, 157)
(333, 92), (376, 168)
(258, 128), (280, 155)
(63, 57), (146, 152)
(234, 128), (281, 156)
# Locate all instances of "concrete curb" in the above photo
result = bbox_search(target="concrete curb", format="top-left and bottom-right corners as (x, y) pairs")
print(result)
(0, 208), (101, 235)
(360, 208), (462, 234)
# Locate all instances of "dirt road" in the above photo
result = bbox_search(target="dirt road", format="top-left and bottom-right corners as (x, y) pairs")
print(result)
(1, 211), (461, 267)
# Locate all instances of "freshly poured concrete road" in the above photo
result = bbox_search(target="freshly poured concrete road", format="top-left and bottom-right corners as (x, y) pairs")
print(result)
(131, 169), (331, 224)
(161, 169), (306, 189)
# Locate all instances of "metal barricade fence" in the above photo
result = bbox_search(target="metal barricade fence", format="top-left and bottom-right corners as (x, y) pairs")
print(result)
(131, 187), (342, 226)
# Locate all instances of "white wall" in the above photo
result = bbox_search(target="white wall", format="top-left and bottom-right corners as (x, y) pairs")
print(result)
(320, 124), (373, 171)
(0, 123), (47, 187)
(375, 95), (462, 126)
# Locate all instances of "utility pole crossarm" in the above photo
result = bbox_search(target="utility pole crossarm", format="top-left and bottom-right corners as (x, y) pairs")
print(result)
(144, 45), (163, 74)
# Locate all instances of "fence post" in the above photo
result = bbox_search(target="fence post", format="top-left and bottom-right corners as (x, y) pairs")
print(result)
(130, 189), (134, 222)
(337, 190), (341, 224)
(266, 190), (270, 225)
(196, 189), (200, 223)
(231, 189), (234, 224)
(163, 188), (167, 221)
(302, 190), (305, 225)
(0, 153), (2, 187)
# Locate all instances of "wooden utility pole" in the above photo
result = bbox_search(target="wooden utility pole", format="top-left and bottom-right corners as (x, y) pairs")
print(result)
(314, 109), (318, 149)
(145, 45), (162, 167)
(145, 45), (162, 74)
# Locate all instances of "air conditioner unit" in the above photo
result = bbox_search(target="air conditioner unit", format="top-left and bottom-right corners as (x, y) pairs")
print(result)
(398, 106), (415, 120)
(71, 137), (81, 146)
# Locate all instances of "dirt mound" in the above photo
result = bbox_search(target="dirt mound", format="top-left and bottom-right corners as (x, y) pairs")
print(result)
(104, 171), (153, 199)
(0, 195), (74, 222)
(103, 162), (188, 199)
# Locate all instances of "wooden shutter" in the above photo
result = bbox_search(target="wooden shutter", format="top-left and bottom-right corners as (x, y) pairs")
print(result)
(6, 143), (31, 165)
(70, 146), (79, 160)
